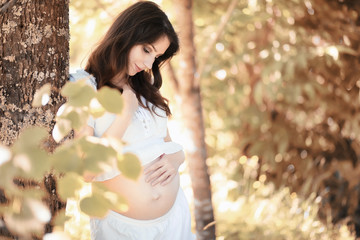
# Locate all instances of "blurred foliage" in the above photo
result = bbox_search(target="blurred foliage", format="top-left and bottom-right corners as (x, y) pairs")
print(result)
(0, 80), (141, 238)
(198, 0), (360, 237)
(212, 156), (355, 239)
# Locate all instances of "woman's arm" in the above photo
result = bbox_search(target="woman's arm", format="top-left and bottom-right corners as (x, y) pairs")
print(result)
(74, 126), (97, 182)
(74, 84), (137, 182)
(143, 129), (185, 186)
(74, 125), (94, 138)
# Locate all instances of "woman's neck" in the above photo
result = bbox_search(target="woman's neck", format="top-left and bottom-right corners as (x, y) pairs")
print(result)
(111, 72), (129, 88)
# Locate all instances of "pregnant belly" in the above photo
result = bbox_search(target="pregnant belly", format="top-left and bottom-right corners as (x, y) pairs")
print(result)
(100, 159), (180, 220)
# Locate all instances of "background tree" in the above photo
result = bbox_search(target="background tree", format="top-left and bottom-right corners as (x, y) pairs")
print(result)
(197, 0), (360, 238)
(166, 0), (216, 239)
(166, 0), (238, 238)
(0, 0), (69, 238)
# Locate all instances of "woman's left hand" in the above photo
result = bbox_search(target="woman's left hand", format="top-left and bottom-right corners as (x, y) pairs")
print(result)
(144, 151), (184, 186)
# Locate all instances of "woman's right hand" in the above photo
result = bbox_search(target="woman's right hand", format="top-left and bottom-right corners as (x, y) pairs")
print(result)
(144, 151), (185, 186)
(83, 170), (97, 182)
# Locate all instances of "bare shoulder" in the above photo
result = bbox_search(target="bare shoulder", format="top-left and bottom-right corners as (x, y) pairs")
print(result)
(122, 88), (139, 113)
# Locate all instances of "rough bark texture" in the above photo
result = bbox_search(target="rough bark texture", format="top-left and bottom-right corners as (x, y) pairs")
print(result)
(0, 0), (69, 238)
(175, 0), (216, 239)
(0, 0), (68, 147)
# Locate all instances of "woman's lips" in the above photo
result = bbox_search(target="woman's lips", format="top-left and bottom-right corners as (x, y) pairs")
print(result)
(135, 64), (142, 72)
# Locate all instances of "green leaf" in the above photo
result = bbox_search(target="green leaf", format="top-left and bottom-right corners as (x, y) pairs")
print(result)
(32, 83), (51, 107)
(57, 173), (83, 201)
(52, 209), (71, 229)
(0, 161), (17, 191)
(52, 119), (72, 143)
(62, 110), (89, 131)
(62, 80), (96, 107)
(51, 144), (81, 173)
(79, 194), (111, 218)
(69, 85), (96, 107)
(92, 182), (128, 212)
(89, 98), (106, 118)
(96, 86), (123, 114)
(117, 153), (141, 181)
(78, 137), (117, 173)
(61, 79), (88, 98)
(9, 128), (50, 180)
(4, 198), (51, 236)
(14, 150), (50, 179)
(12, 127), (48, 152)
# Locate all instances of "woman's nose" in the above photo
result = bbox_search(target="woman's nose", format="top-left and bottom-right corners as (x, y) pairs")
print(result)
(144, 56), (155, 69)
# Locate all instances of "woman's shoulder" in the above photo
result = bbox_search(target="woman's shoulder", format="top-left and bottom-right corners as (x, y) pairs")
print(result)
(122, 88), (139, 114)
(69, 69), (97, 90)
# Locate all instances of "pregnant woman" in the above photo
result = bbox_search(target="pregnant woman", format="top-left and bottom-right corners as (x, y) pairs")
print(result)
(71, 1), (195, 240)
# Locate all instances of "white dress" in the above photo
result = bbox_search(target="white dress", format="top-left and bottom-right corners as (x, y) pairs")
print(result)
(70, 69), (196, 240)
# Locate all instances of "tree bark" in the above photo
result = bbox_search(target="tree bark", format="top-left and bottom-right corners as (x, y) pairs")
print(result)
(175, 0), (216, 239)
(0, 0), (69, 237)
(0, 0), (68, 147)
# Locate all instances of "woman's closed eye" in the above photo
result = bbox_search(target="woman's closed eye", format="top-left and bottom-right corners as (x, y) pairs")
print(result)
(143, 46), (151, 54)
(143, 45), (162, 59)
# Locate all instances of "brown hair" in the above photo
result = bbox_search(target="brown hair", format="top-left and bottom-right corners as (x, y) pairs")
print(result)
(85, 1), (179, 116)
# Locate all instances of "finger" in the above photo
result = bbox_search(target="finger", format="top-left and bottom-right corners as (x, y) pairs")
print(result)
(84, 175), (95, 182)
(144, 161), (163, 175)
(160, 174), (174, 186)
(153, 168), (176, 186)
(144, 154), (166, 171)
(152, 172), (170, 186)
(145, 167), (166, 183)
(144, 165), (158, 175)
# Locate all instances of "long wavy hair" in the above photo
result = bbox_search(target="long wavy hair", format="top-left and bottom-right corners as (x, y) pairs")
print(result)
(85, 1), (179, 116)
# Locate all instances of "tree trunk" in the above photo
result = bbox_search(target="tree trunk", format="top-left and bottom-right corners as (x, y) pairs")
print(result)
(0, 0), (69, 237)
(0, 0), (68, 147)
(175, 0), (216, 239)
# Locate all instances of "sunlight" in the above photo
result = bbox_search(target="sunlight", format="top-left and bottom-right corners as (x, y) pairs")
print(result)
(13, 154), (31, 173)
(41, 93), (50, 106)
(289, 30), (296, 44)
(215, 69), (227, 81)
(259, 49), (269, 59)
(218, 199), (243, 213)
(168, 119), (197, 154)
(326, 46), (339, 60)
(247, 41), (256, 49)
(239, 155), (247, 165)
(29, 199), (51, 223)
(272, 40), (279, 48)
(248, 0), (257, 11)
(85, 19), (96, 37)
(216, 42), (224, 52)
(0, 145), (11, 165)
(274, 52), (281, 61)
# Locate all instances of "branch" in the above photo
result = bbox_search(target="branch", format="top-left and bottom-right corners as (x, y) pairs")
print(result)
(0, 0), (17, 13)
(194, 0), (238, 87)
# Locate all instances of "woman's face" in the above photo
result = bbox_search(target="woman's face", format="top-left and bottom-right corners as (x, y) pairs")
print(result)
(127, 35), (170, 76)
